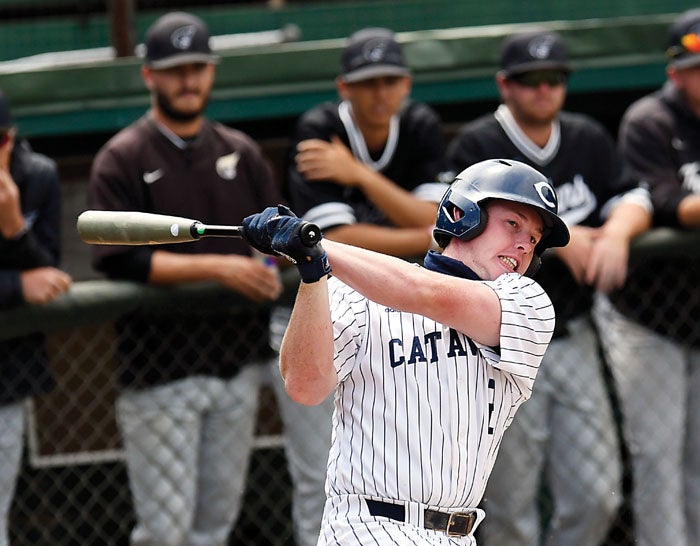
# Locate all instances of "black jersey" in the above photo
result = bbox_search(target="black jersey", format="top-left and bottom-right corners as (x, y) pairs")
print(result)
(0, 140), (62, 404)
(609, 82), (700, 346)
(286, 100), (449, 229)
(447, 105), (644, 326)
(89, 114), (283, 387)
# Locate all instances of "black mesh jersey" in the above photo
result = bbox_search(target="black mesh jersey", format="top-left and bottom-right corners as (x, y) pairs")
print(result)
(285, 100), (449, 230)
(447, 106), (640, 326)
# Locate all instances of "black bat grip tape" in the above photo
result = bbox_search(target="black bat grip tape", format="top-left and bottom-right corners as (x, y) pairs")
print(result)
(299, 222), (322, 247)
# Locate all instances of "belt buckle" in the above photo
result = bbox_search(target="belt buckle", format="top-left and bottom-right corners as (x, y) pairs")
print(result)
(446, 511), (475, 537)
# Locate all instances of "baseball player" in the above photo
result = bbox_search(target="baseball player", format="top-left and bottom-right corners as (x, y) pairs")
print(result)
(243, 158), (570, 545)
(88, 13), (283, 545)
(447, 31), (652, 546)
(273, 27), (450, 545)
(285, 27), (450, 255)
(592, 9), (700, 546)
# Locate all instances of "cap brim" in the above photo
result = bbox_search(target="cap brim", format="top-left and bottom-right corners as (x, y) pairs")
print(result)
(147, 53), (220, 69)
(669, 53), (700, 70)
(342, 64), (410, 83)
(502, 61), (573, 77)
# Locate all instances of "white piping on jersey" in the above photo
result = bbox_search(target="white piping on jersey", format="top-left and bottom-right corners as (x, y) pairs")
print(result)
(413, 181), (451, 203)
(152, 117), (190, 150)
(303, 202), (357, 230)
(600, 186), (653, 220)
(494, 104), (561, 166)
(338, 100), (399, 172)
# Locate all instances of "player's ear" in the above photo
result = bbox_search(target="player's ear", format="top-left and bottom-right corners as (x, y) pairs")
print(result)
(495, 73), (509, 100)
(142, 66), (155, 91)
(336, 77), (350, 100)
(399, 75), (412, 97)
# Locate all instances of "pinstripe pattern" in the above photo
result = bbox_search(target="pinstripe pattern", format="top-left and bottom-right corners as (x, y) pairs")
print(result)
(320, 273), (554, 543)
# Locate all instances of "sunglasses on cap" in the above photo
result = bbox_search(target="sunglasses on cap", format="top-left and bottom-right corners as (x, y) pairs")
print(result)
(509, 70), (569, 88)
(667, 32), (700, 58)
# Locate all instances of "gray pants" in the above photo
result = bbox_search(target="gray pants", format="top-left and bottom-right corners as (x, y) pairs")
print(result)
(269, 306), (333, 546)
(481, 315), (622, 546)
(270, 366), (333, 546)
(0, 402), (24, 546)
(116, 367), (259, 546)
(593, 294), (700, 546)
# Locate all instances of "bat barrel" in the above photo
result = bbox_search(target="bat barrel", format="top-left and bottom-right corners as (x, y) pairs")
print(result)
(77, 210), (200, 245)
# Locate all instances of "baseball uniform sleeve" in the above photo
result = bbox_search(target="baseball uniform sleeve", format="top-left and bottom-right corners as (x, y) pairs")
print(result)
(328, 277), (366, 383)
(480, 273), (556, 399)
(618, 95), (688, 227)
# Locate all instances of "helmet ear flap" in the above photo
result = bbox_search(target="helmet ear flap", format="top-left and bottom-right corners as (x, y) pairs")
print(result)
(434, 203), (489, 249)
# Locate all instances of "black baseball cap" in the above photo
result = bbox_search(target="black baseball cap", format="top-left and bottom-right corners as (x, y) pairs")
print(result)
(0, 92), (14, 131)
(499, 31), (572, 78)
(667, 8), (700, 69)
(340, 28), (410, 83)
(144, 12), (219, 69)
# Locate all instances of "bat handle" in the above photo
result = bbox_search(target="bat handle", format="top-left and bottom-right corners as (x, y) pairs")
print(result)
(299, 221), (322, 247)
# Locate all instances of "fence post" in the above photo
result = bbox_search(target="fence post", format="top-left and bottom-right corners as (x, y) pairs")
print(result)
(108, 0), (136, 58)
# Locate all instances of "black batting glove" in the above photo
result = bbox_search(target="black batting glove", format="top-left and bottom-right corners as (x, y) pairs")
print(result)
(268, 214), (331, 283)
(242, 205), (294, 255)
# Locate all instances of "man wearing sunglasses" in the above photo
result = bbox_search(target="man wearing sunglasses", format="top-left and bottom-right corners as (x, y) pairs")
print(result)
(447, 31), (652, 546)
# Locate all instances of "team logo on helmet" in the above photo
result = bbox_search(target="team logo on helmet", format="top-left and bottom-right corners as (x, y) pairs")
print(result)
(171, 25), (196, 50)
(528, 35), (556, 60)
(534, 181), (557, 211)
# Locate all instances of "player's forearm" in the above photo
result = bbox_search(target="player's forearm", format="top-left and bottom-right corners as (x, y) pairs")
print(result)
(325, 223), (433, 258)
(148, 250), (227, 284)
(280, 280), (337, 405)
(355, 164), (437, 227)
(324, 240), (501, 345)
(678, 194), (700, 228)
(602, 201), (652, 241)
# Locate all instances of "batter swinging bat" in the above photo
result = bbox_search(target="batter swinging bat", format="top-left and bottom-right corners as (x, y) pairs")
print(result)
(76, 210), (321, 247)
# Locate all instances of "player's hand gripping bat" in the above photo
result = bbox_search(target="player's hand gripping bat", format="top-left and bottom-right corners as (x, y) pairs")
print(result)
(76, 210), (321, 247)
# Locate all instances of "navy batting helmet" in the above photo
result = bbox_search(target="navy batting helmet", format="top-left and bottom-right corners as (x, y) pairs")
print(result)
(433, 159), (569, 271)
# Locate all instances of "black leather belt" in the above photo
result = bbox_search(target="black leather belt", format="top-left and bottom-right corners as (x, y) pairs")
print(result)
(364, 498), (477, 537)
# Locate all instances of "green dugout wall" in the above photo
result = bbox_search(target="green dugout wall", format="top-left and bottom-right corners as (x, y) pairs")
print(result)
(0, 0), (693, 139)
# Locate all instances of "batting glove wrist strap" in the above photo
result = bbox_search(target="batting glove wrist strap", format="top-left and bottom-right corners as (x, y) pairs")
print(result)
(268, 213), (331, 282)
(297, 251), (332, 283)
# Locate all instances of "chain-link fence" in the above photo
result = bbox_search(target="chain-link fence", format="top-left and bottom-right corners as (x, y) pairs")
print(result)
(1, 229), (698, 546)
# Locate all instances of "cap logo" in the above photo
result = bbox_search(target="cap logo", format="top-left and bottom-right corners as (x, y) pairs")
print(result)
(171, 25), (196, 51)
(528, 35), (556, 60)
(534, 181), (557, 210)
(364, 39), (388, 63)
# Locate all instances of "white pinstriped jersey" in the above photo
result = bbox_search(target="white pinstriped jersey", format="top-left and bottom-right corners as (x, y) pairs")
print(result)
(325, 271), (555, 509)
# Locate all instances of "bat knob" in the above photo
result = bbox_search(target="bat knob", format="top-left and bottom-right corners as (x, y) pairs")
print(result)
(299, 222), (322, 247)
